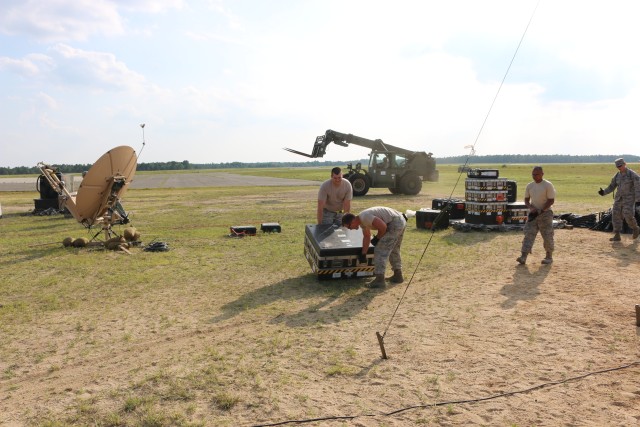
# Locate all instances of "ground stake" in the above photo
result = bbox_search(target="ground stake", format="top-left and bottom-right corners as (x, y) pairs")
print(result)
(376, 332), (388, 359)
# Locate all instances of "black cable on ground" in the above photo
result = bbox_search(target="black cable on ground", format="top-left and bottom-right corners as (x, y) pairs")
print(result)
(143, 241), (170, 252)
(249, 360), (640, 426)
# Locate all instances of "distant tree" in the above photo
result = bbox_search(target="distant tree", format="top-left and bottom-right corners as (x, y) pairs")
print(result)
(3, 154), (640, 175)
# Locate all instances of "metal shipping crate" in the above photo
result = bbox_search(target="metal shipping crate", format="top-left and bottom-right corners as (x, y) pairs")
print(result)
(465, 178), (508, 191)
(431, 198), (465, 219)
(464, 201), (508, 225)
(304, 224), (375, 280)
(467, 169), (499, 179)
(465, 190), (507, 202)
(505, 202), (528, 224)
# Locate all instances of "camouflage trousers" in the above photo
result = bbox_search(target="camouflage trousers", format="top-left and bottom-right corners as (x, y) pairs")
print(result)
(611, 199), (638, 232)
(521, 210), (554, 254)
(374, 216), (406, 275)
(321, 209), (343, 226)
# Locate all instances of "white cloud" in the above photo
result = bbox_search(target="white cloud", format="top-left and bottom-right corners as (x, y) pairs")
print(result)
(37, 92), (59, 110)
(49, 44), (147, 92)
(0, 53), (54, 77)
(113, 0), (186, 14)
(0, 0), (124, 42)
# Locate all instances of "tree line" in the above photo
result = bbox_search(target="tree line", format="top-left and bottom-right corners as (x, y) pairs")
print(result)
(2, 154), (639, 176)
(440, 154), (640, 164)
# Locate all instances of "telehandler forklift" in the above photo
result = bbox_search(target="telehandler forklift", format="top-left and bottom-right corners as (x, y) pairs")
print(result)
(285, 129), (438, 196)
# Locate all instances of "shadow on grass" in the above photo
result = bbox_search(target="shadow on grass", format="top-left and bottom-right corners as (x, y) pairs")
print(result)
(500, 263), (550, 309)
(0, 247), (63, 268)
(437, 227), (508, 245)
(210, 274), (382, 327)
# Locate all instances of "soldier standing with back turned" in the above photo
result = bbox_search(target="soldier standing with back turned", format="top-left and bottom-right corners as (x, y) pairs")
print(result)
(598, 158), (640, 241)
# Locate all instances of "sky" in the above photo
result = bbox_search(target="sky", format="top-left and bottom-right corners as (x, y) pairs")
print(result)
(1, 0), (639, 167)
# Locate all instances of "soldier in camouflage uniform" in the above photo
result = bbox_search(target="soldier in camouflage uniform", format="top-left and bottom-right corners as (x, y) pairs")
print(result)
(517, 166), (556, 265)
(342, 207), (407, 288)
(598, 158), (640, 241)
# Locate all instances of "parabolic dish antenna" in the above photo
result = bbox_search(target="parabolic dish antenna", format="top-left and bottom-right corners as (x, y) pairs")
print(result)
(37, 145), (137, 242)
(75, 145), (137, 226)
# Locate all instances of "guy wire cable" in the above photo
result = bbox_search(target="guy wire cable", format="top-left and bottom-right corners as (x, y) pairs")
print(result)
(376, 0), (541, 359)
(138, 123), (147, 160)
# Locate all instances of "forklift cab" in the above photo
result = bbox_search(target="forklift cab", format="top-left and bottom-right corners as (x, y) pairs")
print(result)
(369, 152), (398, 187)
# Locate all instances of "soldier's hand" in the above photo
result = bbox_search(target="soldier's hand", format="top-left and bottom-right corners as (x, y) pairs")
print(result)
(370, 235), (379, 246)
(598, 188), (604, 196)
(358, 253), (367, 264)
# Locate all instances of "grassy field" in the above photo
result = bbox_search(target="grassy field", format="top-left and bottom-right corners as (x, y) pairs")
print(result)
(0, 163), (637, 426)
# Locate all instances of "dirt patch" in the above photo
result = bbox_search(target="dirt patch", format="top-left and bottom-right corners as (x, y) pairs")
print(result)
(2, 225), (640, 425)
(1, 185), (639, 426)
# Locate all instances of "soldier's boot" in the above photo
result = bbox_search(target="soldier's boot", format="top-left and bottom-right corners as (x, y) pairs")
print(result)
(516, 252), (527, 265)
(367, 274), (386, 289)
(633, 227), (640, 239)
(388, 269), (404, 283)
(541, 251), (553, 265)
(610, 232), (621, 242)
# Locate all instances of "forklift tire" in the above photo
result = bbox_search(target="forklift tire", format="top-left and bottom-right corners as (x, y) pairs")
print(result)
(349, 174), (370, 196)
(400, 173), (422, 195)
(388, 187), (402, 194)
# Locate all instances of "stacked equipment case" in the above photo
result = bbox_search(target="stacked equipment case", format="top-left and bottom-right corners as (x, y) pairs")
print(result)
(464, 169), (510, 225)
(505, 202), (528, 224)
(422, 170), (521, 228)
(464, 169), (528, 225)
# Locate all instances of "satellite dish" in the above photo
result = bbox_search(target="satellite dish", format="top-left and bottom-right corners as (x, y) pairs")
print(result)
(75, 146), (137, 226)
(37, 145), (137, 242)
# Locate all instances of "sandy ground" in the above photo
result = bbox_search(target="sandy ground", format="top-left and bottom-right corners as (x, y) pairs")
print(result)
(2, 220), (640, 425)
(1, 179), (639, 426)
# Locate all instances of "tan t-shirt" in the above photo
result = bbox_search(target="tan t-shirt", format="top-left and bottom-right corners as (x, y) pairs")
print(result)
(524, 179), (556, 210)
(358, 206), (401, 228)
(318, 179), (353, 212)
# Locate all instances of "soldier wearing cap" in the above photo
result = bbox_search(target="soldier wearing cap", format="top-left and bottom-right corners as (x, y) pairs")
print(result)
(598, 158), (640, 241)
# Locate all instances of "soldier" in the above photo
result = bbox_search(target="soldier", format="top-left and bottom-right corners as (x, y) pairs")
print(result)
(517, 166), (556, 265)
(342, 207), (407, 288)
(598, 158), (640, 241)
(317, 167), (353, 226)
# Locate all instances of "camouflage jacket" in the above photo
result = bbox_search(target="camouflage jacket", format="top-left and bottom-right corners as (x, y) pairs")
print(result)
(602, 168), (640, 201)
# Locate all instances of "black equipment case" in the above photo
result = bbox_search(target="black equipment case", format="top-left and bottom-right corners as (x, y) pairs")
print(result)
(431, 198), (465, 219)
(260, 222), (281, 233)
(230, 225), (257, 236)
(506, 180), (518, 203)
(467, 169), (499, 179)
(505, 202), (528, 224)
(416, 208), (449, 230)
(304, 224), (375, 280)
(464, 202), (507, 225)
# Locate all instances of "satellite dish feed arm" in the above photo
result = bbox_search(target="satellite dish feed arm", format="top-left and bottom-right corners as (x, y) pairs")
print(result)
(88, 175), (128, 226)
(36, 163), (81, 222)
